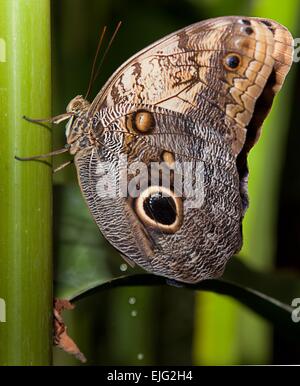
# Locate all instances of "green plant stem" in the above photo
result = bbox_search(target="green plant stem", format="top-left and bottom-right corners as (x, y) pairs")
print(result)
(0, 0), (52, 365)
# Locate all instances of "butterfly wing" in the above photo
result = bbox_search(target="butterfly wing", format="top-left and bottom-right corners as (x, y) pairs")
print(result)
(75, 16), (293, 283)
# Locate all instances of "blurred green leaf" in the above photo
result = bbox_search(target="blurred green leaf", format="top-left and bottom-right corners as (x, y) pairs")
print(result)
(224, 257), (300, 305)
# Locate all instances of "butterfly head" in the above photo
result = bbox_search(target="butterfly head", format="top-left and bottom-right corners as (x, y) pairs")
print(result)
(64, 95), (91, 154)
(66, 95), (90, 115)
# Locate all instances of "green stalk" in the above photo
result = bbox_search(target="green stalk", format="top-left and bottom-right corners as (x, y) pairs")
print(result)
(0, 0), (52, 365)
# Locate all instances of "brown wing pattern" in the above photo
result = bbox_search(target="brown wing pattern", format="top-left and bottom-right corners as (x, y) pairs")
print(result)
(75, 104), (242, 282)
(74, 16), (293, 283)
(91, 16), (293, 155)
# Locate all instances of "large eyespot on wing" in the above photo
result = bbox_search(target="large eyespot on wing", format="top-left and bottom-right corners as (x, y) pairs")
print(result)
(82, 17), (293, 283)
(75, 108), (243, 283)
(134, 186), (183, 234)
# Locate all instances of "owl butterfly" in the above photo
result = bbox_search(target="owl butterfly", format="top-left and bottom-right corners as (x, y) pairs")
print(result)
(37, 16), (294, 283)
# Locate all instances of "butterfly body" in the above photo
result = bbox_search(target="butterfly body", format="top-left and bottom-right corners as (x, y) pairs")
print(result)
(63, 16), (293, 283)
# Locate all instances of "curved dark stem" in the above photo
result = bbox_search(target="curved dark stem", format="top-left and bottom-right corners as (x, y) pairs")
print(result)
(68, 273), (298, 337)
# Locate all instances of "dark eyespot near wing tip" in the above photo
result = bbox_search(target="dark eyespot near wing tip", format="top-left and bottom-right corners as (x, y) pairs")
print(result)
(261, 20), (272, 27)
(240, 19), (251, 25)
(261, 19), (275, 34)
(244, 26), (254, 35)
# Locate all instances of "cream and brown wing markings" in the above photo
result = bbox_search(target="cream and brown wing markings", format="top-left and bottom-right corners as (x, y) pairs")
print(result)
(71, 17), (293, 283)
(90, 16), (293, 155)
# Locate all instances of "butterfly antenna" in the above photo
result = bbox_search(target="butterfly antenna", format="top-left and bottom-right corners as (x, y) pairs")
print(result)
(85, 25), (107, 100)
(91, 21), (122, 85)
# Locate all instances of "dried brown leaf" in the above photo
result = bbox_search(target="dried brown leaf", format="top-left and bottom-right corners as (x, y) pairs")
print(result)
(53, 298), (87, 363)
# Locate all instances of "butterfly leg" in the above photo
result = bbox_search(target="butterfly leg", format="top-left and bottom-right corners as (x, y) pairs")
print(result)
(15, 146), (70, 161)
(23, 112), (72, 125)
(53, 160), (73, 173)
(17, 113), (72, 161)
